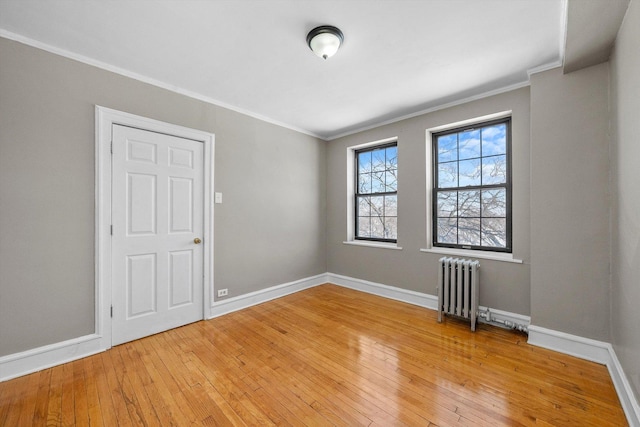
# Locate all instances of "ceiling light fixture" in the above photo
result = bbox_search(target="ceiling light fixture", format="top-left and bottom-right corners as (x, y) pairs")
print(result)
(306, 25), (344, 60)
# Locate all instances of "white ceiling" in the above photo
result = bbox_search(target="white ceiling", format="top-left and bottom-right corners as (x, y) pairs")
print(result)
(0, 0), (566, 140)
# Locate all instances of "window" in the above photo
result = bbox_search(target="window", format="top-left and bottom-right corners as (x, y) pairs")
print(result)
(432, 118), (511, 252)
(355, 143), (397, 242)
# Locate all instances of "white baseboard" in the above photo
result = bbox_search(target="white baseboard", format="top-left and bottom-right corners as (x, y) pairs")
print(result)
(208, 273), (329, 319)
(327, 272), (438, 309)
(608, 348), (640, 427)
(527, 325), (611, 364)
(0, 334), (104, 382)
(528, 325), (640, 426)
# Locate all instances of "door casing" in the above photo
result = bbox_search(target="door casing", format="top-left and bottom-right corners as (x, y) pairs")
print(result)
(96, 106), (215, 349)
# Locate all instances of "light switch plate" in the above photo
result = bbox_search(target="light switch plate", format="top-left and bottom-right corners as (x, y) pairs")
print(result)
(215, 192), (223, 204)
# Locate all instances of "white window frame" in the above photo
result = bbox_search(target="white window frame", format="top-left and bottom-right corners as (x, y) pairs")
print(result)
(344, 136), (402, 250)
(421, 111), (522, 264)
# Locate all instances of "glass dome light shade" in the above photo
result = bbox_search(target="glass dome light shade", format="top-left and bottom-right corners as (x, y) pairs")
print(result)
(307, 26), (344, 60)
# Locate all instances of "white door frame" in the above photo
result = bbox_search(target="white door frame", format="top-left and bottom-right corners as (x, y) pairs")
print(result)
(95, 106), (215, 349)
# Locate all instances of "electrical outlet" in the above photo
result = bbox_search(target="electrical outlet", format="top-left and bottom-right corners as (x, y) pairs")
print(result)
(217, 288), (228, 297)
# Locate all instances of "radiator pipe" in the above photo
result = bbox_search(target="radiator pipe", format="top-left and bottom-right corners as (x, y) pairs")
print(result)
(478, 308), (529, 333)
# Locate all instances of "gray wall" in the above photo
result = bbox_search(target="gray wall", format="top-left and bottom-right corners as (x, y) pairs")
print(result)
(326, 88), (532, 315)
(529, 64), (611, 341)
(610, 0), (640, 401)
(0, 37), (327, 357)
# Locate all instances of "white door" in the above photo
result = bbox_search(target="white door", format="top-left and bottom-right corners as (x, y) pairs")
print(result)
(111, 124), (204, 346)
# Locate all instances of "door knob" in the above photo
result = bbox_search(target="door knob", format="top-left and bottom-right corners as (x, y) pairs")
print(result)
(194, 238), (202, 244)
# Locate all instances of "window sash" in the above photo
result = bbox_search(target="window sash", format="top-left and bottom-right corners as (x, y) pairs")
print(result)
(355, 142), (397, 243)
(432, 118), (512, 252)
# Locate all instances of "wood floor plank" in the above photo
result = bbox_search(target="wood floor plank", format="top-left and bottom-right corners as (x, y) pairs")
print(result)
(72, 356), (90, 426)
(31, 368), (52, 425)
(44, 364), (64, 426)
(59, 362), (76, 426)
(117, 343), (163, 426)
(0, 284), (628, 426)
(19, 369), (41, 426)
(101, 349), (134, 427)
(81, 356), (103, 427)
(88, 355), (117, 427)
(1, 375), (27, 426)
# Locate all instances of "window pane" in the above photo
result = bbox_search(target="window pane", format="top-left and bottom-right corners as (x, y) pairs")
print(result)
(384, 195), (397, 216)
(458, 129), (480, 160)
(482, 124), (507, 156)
(481, 188), (506, 217)
(386, 146), (398, 169)
(481, 218), (506, 248)
(458, 190), (480, 217)
(358, 151), (372, 174)
(385, 170), (397, 192)
(437, 191), (457, 218)
(358, 196), (371, 217)
(372, 148), (386, 172)
(370, 196), (384, 217)
(437, 218), (457, 244)
(458, 218), (481, 245)
(371, 171), (385, 193)
(358, 172), (371, 193)
(458, 158), (481, 187)
(358, 217), (371, 238)
(482, 155), (507, 184)
(371, 216), (385, 239)
(438, 134), (457, 163)
(384, 217), (397, 240)
(438, 161), (458, 188)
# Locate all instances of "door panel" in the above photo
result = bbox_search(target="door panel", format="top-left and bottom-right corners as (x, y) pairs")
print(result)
(169, 177), (193, 233)
(169, 146), (194, 168)
(127, 173), (157, 235)
(169, 250), (194, 307)
(112, 124), (204, 346)
(127, 253), (157, 317)
(127, 138), (157, 163)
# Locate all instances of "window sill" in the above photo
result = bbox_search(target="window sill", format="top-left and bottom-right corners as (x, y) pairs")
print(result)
(420, 247), (523, 264)
(343, 241), (403, 251)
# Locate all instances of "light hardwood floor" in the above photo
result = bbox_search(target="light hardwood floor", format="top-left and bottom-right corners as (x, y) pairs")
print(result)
(0, 284), (627, 426)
